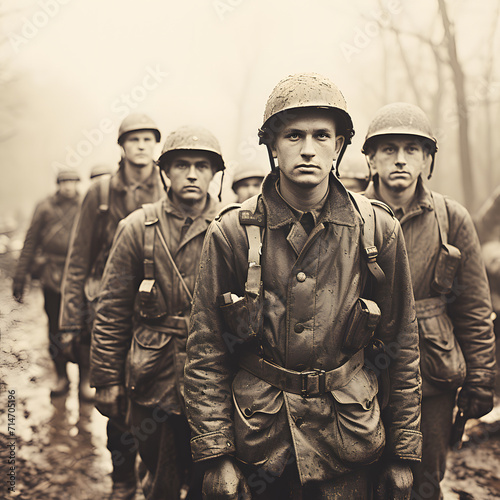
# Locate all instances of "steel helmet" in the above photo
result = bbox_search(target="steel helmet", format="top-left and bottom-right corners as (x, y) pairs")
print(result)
(362, 102), (438, 178)
(258, 73), (354, 172)
(157, 125), (225, 173)
(56, 168), (80, 183)
(90, 163), (114, 179)
(231, 163), (269, 190)
(117, 113), (161, 144)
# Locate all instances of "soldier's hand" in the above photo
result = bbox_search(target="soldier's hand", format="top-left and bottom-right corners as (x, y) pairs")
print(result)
(59, 331), (80, 364)
(458, 384), (494, 419)
(12, 281), (24, 303)
(94, 385), (127, 420)
(202, 456), (251, 500)
(374, 461), (413, 500)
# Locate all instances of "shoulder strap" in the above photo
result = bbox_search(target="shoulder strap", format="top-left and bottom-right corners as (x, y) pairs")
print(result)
(349, 192), (386, 286)
(239, 196), (264, 297)
(138, 203), (159, 297)
(98, 174), (111, 213)
(430, 191), (448, 245)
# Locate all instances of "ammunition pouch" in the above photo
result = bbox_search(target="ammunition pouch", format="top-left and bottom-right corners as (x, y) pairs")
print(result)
(432, 244), (461, 295)
(343, 298), (381, 353)
(218, 290), (264, 350)
(416, 297), (466, 392)
(134, 278), (168, 324)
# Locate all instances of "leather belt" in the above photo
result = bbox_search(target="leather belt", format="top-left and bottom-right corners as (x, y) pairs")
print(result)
(239, 349), (364, 398)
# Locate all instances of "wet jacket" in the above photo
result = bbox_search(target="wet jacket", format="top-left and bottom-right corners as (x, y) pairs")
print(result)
(91, 195), (219, 414)
(364, 179), (496, 396)
(184, 172), (422, 484)
(14, 191), (81, 293)
(60, 165), (163, 332)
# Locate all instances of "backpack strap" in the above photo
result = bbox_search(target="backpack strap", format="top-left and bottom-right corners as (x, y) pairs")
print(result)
(431, 191), (449, 245)
(138, 203), (159, 298)
(349, 192), (386, 286)
(239, 196), (264, 297)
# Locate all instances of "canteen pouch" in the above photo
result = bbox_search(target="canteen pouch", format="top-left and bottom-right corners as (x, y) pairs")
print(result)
(432, 244), (461, 295)
(343, 298), (381, 353)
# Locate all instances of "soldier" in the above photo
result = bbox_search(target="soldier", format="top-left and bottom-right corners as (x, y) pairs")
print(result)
(59, 113), (163, 500)
(231, 163), (269, 203)
(90, 125), (224, 499)
(362, 102), (496, 500)
(12, 168), (81, 396)
(184, 73), (422, 499)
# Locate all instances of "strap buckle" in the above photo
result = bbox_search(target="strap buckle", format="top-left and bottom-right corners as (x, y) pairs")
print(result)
(364, 245), (378, 262)
(300, 369), (326, 398)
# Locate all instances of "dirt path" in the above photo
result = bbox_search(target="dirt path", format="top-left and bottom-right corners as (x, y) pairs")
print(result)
(0, 256), (499, 499)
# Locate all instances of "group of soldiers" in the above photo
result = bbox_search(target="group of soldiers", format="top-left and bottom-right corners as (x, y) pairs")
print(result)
(12, 72), (497, 500)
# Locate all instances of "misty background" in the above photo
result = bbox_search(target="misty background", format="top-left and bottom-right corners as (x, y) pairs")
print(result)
(1, 0), (499, 227)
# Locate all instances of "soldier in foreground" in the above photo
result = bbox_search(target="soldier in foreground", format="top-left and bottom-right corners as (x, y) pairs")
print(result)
(91, 126), (224, 499)
(184, 73), (422, 499)
(59, 113), (163, 499)
(13, 168), (81, 396)
(362, 102), (496, 500)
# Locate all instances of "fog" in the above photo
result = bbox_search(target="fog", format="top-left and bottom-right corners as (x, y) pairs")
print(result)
(1, 0), (499, 221)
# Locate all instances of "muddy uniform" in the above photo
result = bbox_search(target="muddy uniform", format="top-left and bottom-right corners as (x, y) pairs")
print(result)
(365, 178), (496, 499)
(60, 165), (162, 490)
(185, 171), (422, 497)
(91, 194), (219, 498)
(14, 190), (80, 365)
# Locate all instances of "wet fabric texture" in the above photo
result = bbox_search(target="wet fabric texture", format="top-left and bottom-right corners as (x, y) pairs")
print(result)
(185, 171), (422, 484)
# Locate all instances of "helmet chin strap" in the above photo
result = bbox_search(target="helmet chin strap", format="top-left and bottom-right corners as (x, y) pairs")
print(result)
(266, 145), (277, 171)
(217, 170), (225, 202)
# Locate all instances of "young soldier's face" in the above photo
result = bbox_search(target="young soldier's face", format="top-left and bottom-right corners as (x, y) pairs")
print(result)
(234, 177), (263, 203)
(166, 152), (215, 204)
(121, 131), (157, 167)
(369, 136), (431, 192)
(271, 109), (344, 188)
(58, 180), (79, 198)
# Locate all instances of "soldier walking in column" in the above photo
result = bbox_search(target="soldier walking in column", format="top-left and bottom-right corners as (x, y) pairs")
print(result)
(362, 102), (496, 500)
(59, 113), (163, 499)
(13, 168), (81, 396)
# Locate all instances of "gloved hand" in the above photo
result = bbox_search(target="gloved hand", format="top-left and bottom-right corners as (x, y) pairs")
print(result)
(94, 385), (127, 420)
(203, 456), (251, 500)
(458, 384), (494, 419)
(12, 280), (24, 303)
(58, 331), (80, 364)
(374, 461), (413, 500)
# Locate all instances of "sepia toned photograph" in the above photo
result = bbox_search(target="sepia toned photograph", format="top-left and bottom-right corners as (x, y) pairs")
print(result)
(1, 1), (499, 499)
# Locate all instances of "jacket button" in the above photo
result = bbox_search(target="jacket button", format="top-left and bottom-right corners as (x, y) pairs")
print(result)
(295, 417), (304, 428)
(130, 385), (136, 391)
(294, 323), (304, 333)
(243, 408), (252, 417)
(296, 272), (306, 282)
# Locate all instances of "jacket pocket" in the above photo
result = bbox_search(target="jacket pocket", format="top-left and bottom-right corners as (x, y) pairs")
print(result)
(330, 367), (385, 466)
(134, 280), (168, 324)
(417, 303), (466, 390)
(126, 323), (173, 396)
(232, 369), (284, 465)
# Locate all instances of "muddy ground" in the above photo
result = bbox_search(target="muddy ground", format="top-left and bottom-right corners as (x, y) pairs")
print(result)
(0, 254), (499, 499)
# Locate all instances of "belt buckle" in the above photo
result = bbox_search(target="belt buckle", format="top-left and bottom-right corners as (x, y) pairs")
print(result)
(300, 369), (326, 398)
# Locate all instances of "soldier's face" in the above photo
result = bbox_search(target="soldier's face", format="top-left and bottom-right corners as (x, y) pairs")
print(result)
(368, 136), (431, 193)
(58, 180), (79, 198)
(165, 152), (215, 204)
(121, 131), (157, 167)
(271, 109), (344, 189)
(234, 177), (263, 203)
